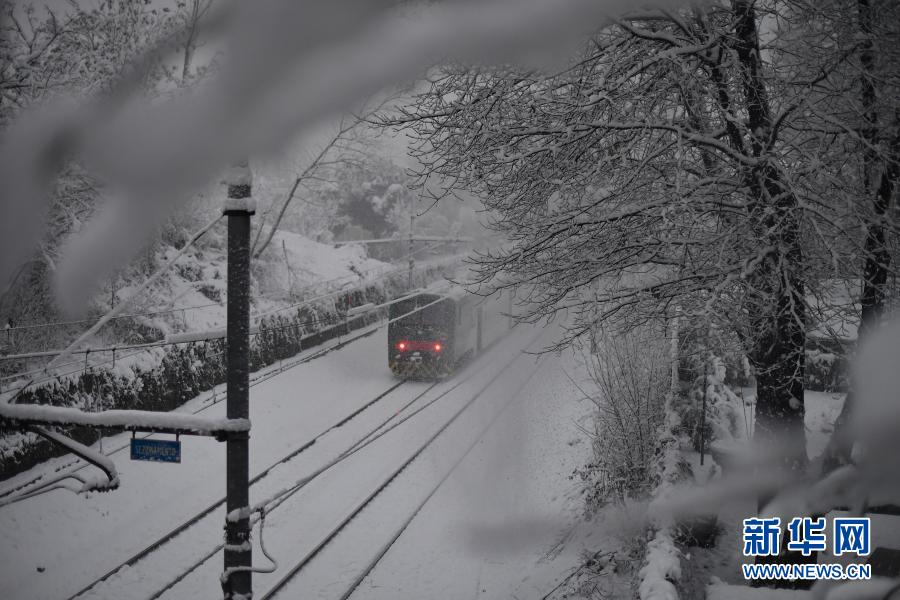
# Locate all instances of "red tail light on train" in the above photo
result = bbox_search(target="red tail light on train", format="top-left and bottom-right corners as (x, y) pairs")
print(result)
(396, 340), (442, 352)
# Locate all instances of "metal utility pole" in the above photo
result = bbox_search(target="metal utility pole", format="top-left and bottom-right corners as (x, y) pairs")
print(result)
(223, 161), (254, 599)
(407, 211), (415, 290)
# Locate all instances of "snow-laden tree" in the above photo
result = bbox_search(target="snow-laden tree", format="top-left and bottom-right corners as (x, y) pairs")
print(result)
(391, 0), (900, 471)
(807, 0), (900, 470)
(0, 0), (215, 352)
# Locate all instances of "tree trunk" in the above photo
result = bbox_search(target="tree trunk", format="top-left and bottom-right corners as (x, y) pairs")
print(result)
(732, 0), (807, 474)
(821, 0), (899, 473)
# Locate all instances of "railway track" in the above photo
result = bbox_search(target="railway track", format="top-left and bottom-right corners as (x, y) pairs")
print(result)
(335, 354), (547, 600)
(12, 318), (526, 600)
(256, 331), (542, 600)
(114, 327), (525, 600)
(138, 347), (510, 600)
(66, 377), (432, 600)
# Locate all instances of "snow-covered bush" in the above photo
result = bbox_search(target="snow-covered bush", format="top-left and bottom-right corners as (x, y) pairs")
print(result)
(676, 322), (751, 389)
(805, 345), (850, 392)
(673, 356), (747, 454)
(575, 324), (670, 506)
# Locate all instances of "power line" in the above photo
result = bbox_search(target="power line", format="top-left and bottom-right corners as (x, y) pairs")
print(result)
(2, 303), (223, 334)
(331, 236), (472, 246)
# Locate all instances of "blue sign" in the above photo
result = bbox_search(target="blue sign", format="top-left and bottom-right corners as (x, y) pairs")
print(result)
(130, 438), (181, 463)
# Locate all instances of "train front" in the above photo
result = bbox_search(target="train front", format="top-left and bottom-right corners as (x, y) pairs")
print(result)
(387, 293), (453, 379)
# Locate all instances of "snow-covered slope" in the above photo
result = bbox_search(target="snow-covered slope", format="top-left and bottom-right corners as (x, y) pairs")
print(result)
(117, 229), (390, 338)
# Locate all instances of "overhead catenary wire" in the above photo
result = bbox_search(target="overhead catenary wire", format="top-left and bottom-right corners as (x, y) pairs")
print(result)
(7, 288), (431, 386)
(1, 273), (364, 336)
(0, 215), (229, 499)
(2, 326), (396, 505)
(252, 253), (462, 320)
(157, 335), (522, 599)
(1, 236), (377, 335)
(0, 246), (465, 509)
(251, 326), (539, 524)
(1, 266), (355, 343)
(2, 302), (223, 334)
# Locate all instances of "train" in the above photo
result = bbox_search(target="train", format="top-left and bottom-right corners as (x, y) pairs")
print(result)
(387, 286), (511, 379)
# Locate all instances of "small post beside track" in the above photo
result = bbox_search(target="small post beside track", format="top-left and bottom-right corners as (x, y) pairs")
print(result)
(407, 212), (415, 290)
(699, 360), (708, 466)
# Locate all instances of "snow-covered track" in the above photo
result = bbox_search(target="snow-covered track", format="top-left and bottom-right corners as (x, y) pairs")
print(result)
(335, 354), (546, 600)
(65, 379), (416, 600)
(257, 336), (534, 600)
(10, 321), (522, 600)
(137, 334), (521, 600)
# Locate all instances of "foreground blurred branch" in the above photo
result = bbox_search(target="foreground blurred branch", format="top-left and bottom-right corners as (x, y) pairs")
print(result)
(0, 0), (678, 309)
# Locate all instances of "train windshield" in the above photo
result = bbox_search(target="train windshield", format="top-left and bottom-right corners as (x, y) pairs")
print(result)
(389, 295), (451, 331)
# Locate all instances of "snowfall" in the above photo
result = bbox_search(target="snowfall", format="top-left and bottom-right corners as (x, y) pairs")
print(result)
(0, 318), (597, 600)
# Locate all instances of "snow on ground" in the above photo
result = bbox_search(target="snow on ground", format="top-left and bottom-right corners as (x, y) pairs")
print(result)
(0, 229), (392, 405)
(805, 391), (844, 461)
(296, 338), (595, 600)
(267, 230), (385, 287)
(730, 389), (844, 462)
(807, 279), (859, 342)
(0, 318), (595, 600)
(140, 228), (388, 335)
(0, 325), (402, 600)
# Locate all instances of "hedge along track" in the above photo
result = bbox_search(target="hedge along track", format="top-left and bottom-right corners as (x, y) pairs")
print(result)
(257, 329), (544, 600)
